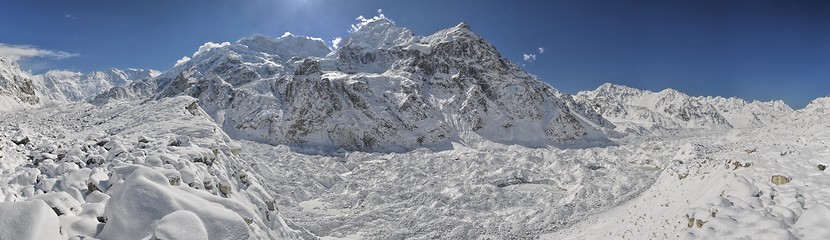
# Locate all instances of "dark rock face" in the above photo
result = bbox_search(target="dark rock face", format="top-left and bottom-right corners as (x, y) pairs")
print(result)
(13, 76), (39, 104)
(0, 58), (40, 105)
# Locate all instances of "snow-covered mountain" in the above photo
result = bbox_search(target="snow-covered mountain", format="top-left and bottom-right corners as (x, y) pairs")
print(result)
(93, 33), (331, 104)
(98, 16), (612, 150)
(0, 55), (158, 106)
(575, 83), (793, 131)
(4, 12), (830, 240)
(35, 68), (159, 102)
(0, 57), (39, 110)
(789, 95), (830, 121)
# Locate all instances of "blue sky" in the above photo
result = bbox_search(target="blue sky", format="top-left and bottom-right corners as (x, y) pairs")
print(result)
(1, 0), (828, 108)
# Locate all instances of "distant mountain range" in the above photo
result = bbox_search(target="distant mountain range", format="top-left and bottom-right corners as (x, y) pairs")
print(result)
(94, 18), (612, 150)
(36, 68), (159, 102)
(575, 83), (793, 132)
(0, 17), (818, 149)
(1, 56), (158, 109)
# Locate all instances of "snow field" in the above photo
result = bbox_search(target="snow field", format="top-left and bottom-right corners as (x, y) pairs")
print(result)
(0, 93), (827, 239)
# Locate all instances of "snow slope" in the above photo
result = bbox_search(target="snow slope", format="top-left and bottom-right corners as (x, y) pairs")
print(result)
(575, 83), (793, 132)
(96, 14), (613, 151)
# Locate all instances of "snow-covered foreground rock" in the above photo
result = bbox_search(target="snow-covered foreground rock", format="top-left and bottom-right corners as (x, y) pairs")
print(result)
(0, 200), (62, 239)
(0, 97), (312, 239)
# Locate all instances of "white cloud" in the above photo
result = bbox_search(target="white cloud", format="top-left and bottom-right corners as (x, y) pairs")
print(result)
(307, 36), (324, 43)
(0, 43), (78, 62)
(350, 9), (392, 32)
(538, 47), (545, 54)
(331, 37), (342, 50)
(278, 32), (325, 45)
(192, 42), (230, 57)
(65, 14), (76, 19)
(174, 56), (191, 67)
(522, 53), (537, 62)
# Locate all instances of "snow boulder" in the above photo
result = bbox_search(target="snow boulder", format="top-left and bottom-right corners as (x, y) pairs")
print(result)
(0, 199), (62, 240)
(29, 191), (83, 216)
(153, 210), (209, 240)
(98, 166), (250, 239)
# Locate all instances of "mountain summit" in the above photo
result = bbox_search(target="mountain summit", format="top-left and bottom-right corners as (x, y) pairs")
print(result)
(97, 14), (613, 150)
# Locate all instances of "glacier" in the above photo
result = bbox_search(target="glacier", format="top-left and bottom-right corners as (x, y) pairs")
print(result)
(0, 12), (829, 240)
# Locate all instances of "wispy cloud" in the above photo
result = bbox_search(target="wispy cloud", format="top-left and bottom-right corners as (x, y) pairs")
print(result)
(522, 47), (546, 64)
(192, 42), (230, 57)
(174, 56), (191, 67)
(351, 9), (392, 32)
(331, 37), (342, 50)
(522, 53), (537, 62)
(65, 14), (76, 19)
(0, 43), (78, 62)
